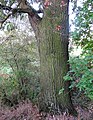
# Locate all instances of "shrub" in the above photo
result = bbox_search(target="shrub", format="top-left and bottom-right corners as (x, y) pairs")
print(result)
(64, 52), (93, 100)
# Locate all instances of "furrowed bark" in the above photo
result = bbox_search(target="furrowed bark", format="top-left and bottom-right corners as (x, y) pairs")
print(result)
(29, 0), (77, 115)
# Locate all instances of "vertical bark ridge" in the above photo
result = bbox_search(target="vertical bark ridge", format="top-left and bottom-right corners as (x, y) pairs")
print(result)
(28, 0), (77, 115)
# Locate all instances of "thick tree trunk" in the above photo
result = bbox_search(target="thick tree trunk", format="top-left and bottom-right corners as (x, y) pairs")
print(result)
(29, 0), (77, 115)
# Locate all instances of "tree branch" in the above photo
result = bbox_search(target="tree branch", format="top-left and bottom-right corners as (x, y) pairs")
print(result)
(0, 3), (43, 27)
(0, 4), (12, 11)
(0, 14), (12, 28)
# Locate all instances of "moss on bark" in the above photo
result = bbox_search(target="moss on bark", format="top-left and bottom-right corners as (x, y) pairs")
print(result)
(29, 0), (77, 116)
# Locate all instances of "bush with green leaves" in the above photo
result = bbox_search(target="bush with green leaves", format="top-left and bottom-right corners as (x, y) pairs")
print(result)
(71, 0), (93, 48)
(64, 51), (93, 100)
(0, 70), (40, 106)
(0, 30), (40, 106)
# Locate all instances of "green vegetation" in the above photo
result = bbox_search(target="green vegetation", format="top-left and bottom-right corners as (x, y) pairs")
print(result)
(0, 29), (40, 106)
(63, 0), (93, 100)
(64, 53), (93, 100)
(0, 0), (93, 119)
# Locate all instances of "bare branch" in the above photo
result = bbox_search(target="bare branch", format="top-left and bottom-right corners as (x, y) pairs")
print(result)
(0, 2), (43, 27)
(0, 13), (12, 28)
(0, 4), (12, 11)
(0, 35), (11, 45)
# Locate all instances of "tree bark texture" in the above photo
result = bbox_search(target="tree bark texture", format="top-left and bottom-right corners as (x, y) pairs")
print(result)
(29, 0), (77, 115)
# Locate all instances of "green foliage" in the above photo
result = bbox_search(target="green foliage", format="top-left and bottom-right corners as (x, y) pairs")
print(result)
(0, 0), (15, 6)
(59, 88), (64, 95)
(5, 22), (15, 32)
(66, 0), (93, 100)
(0, 75), (19, 106)
(0, 30), (40, 106)
(72, 0), (93, 49)
(64, 52), (93, 100)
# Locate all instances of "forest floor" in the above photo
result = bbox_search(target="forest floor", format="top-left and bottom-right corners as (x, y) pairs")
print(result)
(0, 93), (93, 120)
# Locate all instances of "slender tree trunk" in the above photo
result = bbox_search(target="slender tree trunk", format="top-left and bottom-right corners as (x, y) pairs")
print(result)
(29, 0), (77, 115)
